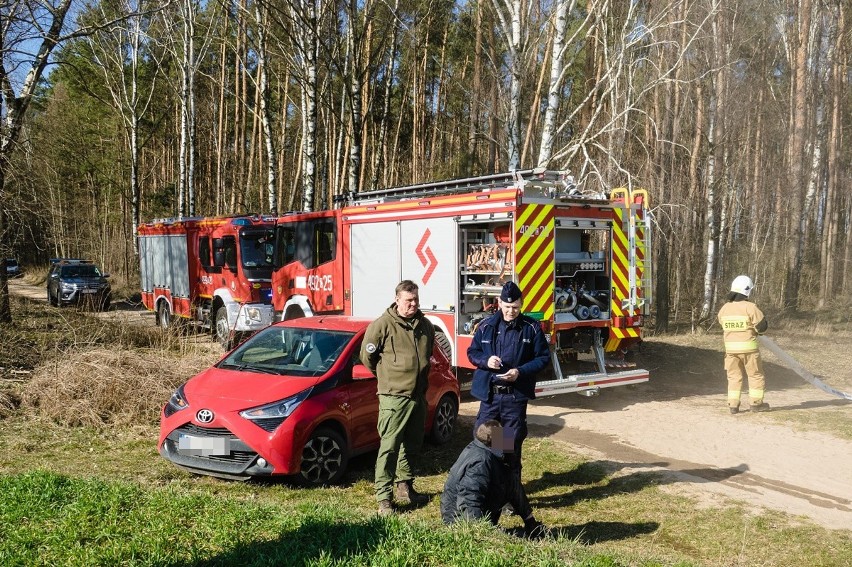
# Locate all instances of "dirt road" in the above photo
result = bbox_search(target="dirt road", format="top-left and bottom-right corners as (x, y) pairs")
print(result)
(9, 278), (852, 529)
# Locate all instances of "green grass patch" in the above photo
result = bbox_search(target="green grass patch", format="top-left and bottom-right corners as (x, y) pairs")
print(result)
(1, 419), (850, 567)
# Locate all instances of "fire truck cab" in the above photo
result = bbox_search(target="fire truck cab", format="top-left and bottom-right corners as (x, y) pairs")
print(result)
(138, 216), (276, 349)
(339, 169), (653, 397)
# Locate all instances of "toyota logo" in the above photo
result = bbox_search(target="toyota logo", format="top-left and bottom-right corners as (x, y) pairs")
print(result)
(196, 409), (214, 423)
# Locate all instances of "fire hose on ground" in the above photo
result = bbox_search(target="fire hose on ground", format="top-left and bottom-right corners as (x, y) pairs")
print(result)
(758, 336), (852, 401)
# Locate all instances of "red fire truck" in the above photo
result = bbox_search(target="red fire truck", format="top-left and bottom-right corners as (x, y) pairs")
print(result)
(138, 216), (276, 349)
(270, 169), (652, 397)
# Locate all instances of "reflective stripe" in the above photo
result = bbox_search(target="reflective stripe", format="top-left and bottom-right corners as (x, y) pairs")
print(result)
(727, 390), (742, 402)
(720, 315), (750, 331)
(724, 339), (758, 353)
(749, 389), (764, 400)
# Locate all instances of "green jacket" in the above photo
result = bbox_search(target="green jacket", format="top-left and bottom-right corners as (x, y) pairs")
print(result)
(360, 303), (435, 397)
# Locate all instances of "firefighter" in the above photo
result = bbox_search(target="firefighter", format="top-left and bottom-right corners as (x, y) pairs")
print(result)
(361, 280), (435, 516)
(468, 281), (550, 481)
(718, 275), (769, 414)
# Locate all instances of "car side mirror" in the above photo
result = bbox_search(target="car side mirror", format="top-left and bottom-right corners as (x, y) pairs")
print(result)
(352, 364), (375, 380)
(103, 273), (111, 278)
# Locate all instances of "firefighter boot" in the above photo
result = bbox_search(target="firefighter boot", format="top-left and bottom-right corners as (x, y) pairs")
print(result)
(395, 480), (429, 506)
(377, 499), (395, 516)
(750, 402), (770, 413)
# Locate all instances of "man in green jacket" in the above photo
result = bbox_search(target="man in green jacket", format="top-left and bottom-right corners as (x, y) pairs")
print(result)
(361, 280), (435, 515)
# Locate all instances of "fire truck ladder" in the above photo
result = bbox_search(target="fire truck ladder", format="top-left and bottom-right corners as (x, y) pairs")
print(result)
(344, 169), (571, 204)
(627, 190), (652, 315)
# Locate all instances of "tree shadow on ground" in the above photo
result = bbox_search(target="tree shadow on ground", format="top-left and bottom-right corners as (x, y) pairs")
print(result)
(174, 515), (391, 567)
(524, 459), (747, 511)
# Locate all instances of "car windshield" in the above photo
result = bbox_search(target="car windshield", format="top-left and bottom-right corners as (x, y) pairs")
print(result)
(6, 259), (17, 267)
(218, 326), (354, 377)
(61, 265), (101, 278)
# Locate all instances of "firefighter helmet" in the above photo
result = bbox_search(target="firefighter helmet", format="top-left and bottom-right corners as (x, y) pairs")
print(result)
(730, 275), (754, 297)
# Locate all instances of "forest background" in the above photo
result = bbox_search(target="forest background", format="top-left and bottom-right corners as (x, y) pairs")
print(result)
(0, 0), (849, 330)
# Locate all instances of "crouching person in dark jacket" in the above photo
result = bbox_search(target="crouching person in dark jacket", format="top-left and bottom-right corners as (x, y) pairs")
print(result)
(440, 420), (547, 539)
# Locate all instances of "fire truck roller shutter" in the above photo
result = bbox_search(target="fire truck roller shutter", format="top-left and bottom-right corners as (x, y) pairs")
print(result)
(399, 218), (456, 312)
(350, 222), (400, 317)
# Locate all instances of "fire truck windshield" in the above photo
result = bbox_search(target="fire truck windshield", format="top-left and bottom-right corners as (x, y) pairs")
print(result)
(240, 231), (274, 269)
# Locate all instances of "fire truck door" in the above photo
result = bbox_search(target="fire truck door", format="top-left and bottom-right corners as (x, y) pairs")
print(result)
(350, 222), (401, 317)
(399, 218), (456, 312)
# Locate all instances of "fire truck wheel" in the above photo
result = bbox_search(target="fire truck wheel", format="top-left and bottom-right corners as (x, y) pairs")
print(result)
(298, 427), (348, 486)
(215, 306), (233, 350)
(429, 394), (458, 445)
(157, 302), (172, 329)
(434, 331), (452, 362)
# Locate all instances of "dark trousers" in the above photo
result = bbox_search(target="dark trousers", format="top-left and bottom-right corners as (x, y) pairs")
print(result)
(474, 392), (528, 474)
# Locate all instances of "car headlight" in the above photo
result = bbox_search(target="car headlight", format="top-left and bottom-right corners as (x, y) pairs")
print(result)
(164, 384), (189, 417)
(240, 388), (311, 421)
(60, 282), (75, 291)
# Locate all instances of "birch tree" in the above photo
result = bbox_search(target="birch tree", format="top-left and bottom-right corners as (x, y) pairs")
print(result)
(490, 0), (526, 170)
(0, 0), (73, 323)
(86, 0), (162, 252)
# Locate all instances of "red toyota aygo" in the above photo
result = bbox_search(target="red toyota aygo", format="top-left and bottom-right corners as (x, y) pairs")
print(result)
(159, 316), (460, 485)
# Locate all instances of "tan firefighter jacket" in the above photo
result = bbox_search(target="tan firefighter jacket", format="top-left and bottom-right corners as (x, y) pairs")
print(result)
(718, 299), (767, 354)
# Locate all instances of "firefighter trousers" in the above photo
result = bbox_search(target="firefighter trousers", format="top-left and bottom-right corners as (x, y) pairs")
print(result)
(724, 351), (765, 408)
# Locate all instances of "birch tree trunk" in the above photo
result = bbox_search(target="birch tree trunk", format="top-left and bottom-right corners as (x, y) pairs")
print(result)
(88, 0), (161, 254)
(0, 0), (73, 323)
(491, 0), (525, 170)
(370, 0), (400, 190)
(253, 2), (278, 214)
(537, 0), (575, 168)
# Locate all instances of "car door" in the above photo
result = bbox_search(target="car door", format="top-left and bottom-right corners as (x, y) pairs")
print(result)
(342, 341), (380, 452)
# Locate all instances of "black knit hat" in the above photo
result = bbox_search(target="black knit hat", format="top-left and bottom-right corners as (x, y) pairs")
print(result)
(500, 281), (522, 302)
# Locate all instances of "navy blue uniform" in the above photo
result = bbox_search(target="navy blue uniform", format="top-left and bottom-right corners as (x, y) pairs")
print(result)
(467, 312), (550, 472)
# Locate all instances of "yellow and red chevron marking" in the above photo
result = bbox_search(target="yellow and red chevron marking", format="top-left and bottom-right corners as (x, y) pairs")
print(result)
(515, 204), (555, 321)
(610, 202), (630, 317)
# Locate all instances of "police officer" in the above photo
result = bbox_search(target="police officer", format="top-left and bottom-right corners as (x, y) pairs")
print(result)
(468, 281), (550, 479)
(718, 275), (769, 414)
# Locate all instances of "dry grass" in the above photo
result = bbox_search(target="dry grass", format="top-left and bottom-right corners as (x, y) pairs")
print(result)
(19, 347), (217, 428)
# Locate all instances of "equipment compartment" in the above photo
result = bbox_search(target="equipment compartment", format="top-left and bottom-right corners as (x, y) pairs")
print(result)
(458, 221), (515, 336)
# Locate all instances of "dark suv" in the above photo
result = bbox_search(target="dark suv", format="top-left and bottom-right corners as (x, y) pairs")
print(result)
(5, 258), (21, 278)
(47, 259), (112, 310)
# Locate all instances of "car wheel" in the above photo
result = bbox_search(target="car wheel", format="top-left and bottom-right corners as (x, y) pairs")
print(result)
(215, 306), (233, 350)
(430, 394), (458, 445)
(157, 301), (171, 329)
(100, 295), (111, 312)
(299, 427), (348, 486)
